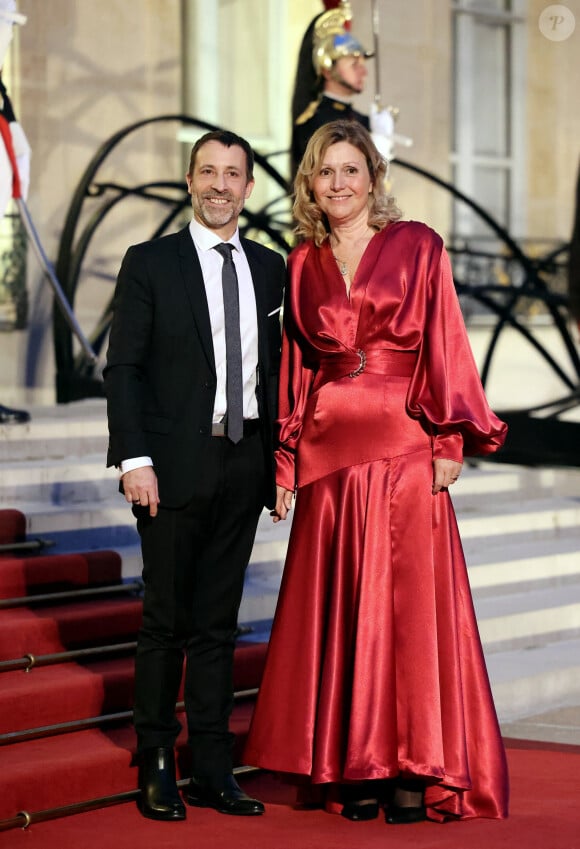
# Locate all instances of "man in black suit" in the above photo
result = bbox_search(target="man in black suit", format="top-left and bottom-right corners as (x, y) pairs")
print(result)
(104, 130), (285, 822)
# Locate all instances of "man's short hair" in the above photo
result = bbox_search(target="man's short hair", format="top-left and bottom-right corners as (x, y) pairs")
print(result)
(188, 130), (254, 182)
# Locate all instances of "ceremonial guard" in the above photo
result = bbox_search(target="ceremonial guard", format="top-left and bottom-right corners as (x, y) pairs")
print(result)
(290, 0), (406, 178)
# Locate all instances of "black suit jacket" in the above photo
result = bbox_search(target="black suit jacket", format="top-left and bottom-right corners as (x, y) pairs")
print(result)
(104, 225), (285, 509)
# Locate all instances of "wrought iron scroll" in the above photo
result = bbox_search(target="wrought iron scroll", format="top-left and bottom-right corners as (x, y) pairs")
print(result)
(52, 120), (578, 464)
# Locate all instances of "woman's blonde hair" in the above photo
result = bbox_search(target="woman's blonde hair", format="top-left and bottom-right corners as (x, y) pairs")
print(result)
(293, 120), (402, 246)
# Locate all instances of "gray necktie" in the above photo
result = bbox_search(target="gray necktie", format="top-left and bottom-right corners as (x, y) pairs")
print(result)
(214, 243), (244, 444)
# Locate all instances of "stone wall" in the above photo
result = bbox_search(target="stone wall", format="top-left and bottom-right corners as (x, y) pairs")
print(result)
(527, 0), (580, 241)
(5, 0), (183, 401)
(350, 0), (453, 235)
(0, 0), (577, 403)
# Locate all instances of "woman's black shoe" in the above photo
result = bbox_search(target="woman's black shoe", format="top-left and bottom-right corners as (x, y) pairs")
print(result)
(341, 799), (380, 821)
(386, 804), (426, 824)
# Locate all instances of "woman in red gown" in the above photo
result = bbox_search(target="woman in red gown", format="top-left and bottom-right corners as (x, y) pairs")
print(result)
(244, 121), (509, 824)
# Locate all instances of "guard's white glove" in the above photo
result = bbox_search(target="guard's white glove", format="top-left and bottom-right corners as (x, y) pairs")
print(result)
(369, 104), (395, 162)
(369, 104), (395, 138)
(369, 103), (414, 162)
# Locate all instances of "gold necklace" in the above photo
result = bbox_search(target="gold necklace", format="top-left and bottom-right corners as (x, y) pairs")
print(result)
(330, 227), (373, 276)
(332, 253), (348, 276)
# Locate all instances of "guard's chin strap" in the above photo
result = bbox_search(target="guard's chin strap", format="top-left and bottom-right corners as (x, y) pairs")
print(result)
(328, 66), (361, 95)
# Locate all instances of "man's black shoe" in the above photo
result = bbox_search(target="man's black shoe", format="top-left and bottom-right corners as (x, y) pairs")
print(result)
(186, 774), (265, 816)
(137, 746), (186, 821)
(0, 404), (30, 425)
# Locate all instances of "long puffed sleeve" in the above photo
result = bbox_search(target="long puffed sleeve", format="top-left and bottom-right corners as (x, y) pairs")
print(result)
(275, 298), (316, 491)
(407, 246), (507, 460)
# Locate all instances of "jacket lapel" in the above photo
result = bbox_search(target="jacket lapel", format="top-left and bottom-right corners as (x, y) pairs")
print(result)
(177, 226), (216, 374)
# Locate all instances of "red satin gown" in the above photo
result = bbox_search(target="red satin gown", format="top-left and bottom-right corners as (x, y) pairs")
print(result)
(244, 221), (509, 821)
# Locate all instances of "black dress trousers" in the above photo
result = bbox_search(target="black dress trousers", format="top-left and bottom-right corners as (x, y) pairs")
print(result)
(133, 428), (266, 778)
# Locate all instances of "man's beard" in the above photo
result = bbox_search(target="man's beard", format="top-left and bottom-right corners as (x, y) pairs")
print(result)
(194, 192), (242, 229)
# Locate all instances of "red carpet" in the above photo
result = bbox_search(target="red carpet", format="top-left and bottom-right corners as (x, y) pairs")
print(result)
(0, 509), (25, 546)
(0, 550), (123, 599)
(0, 702), (255, 820)
(1, 510), (578, 847)
(2, 743), (578, 849)
(0, 508), (268, 826)
(0, 598), (143, 660)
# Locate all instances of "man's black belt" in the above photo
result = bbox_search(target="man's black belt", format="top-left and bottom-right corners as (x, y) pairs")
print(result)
(211, 419), (261, 438)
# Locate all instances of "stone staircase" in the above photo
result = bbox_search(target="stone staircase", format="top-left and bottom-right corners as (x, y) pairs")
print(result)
(1, 399), (579, 729)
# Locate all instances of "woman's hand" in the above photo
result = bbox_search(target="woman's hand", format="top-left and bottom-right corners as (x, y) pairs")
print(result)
(271, 485), (294, 522)
(432, 458), (462, 495)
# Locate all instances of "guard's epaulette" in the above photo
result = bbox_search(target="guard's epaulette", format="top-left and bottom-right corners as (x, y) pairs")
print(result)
(295, 99), (321, 126)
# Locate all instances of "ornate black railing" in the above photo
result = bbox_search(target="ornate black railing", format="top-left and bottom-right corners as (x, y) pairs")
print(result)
(52, 116), (579, 465)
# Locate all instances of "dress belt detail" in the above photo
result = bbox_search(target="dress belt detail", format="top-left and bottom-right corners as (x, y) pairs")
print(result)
(314, 348), (418, 389)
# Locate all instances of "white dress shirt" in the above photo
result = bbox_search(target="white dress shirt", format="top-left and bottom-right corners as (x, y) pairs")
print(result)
(189, 218), (259, 422)
(120, 220), (260, 474)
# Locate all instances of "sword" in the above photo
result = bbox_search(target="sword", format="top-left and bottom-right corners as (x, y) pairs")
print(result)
(372, 0), (381, 107)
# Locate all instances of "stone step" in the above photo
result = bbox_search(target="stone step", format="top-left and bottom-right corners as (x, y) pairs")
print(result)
(0, 455), (516, 502)
(2, 438), (578, 514)
(244, 569), (580, 651)
(17, 500), (292, 559)
(475, 584), (580, 651)
(237, 630), (580, 729)
(0, 422), (107, 463)
(0, 399), (108, 462)
(2, 404), (579, 730)
(18, 488), (580, 560)
(13, 484), (580, 607)
(2, 401), (579, 489)
(0, 455), (117, 504)
(488, 637), (580, 723)
(459, 463), (580, 502)
(456, 497), (580, 539)
(2, 402), (578, 504)
(0, 453), (565, 504)
(467, 532), (580, 594)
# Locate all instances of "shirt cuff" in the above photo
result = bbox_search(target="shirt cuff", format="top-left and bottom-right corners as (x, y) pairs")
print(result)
(120, 456), (154, 476)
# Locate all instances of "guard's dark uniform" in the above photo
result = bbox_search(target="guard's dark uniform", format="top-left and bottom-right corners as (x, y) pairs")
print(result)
(291, 95), (370, 179)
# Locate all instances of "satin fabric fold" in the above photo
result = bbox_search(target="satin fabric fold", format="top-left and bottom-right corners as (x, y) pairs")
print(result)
(275, 222), (507, 491)
(245, 222), (509, 821)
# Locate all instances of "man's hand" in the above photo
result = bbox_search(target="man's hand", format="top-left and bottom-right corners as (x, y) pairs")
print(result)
(122, 466), (160, 517)
(270, 485), (294, 523)
(432, 458), (463, 495)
